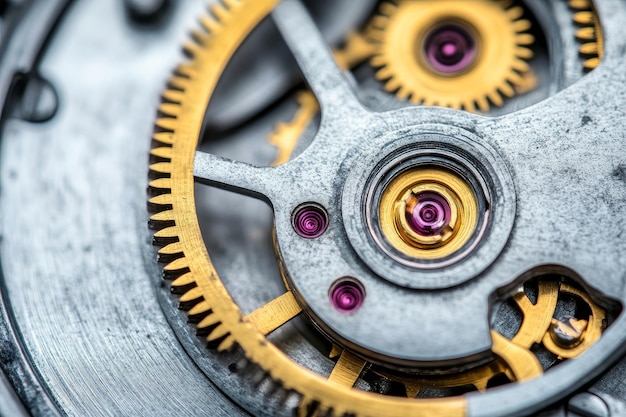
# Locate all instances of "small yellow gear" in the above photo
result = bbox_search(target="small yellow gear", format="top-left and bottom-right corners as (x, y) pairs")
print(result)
(569, 0), (603, 72)
(368, 0), (535, 112)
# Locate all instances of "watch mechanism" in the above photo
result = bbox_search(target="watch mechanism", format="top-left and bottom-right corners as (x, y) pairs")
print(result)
(1, 1), (626, 417)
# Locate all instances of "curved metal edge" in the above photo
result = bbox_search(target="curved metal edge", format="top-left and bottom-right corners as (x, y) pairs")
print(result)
(0, 0), (73, 416)
(0, 0), (73, 122)
(0, 354), (28, 417)
(0, 268), (62, 417)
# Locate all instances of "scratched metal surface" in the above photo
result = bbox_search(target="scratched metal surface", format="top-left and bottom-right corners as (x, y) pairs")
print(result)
(0, 1), (245, 416)
(1, 1), (626, 417)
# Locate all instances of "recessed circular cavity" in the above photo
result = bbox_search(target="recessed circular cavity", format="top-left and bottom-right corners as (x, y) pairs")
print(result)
(379, 167), (479, 260)
(424, 23), (477, 74)
(292, 203), (328, 239)
(329, 278), (364, 313)
(409, 192), (451, 235)
(341, 125), (516, 289)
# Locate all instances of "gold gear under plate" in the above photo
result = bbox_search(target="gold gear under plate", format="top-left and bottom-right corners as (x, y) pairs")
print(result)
(149, 1), (465, 415)
(569, 0), (603, 72)
(368, 0), (535, 112)
(147, 1), (606, 416)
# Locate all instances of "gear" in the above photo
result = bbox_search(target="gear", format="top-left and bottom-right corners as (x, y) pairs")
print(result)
(367, 0), (535, 112)
(569, 0), (603, 72)
(149, 1), (611, 415)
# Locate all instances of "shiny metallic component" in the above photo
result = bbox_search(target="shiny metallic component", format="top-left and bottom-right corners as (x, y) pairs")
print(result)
(378, 167), (480, 261)
(542, 283), (606, 359)
(148, 0), (626, 415)
(550, 318), (587, 349)
(569, 0), (603, 72)
(567, 392), (610, 417)
(329, 278), (365, 313)
(0, 0), (624, 416)
(292, 203), (328, 239)
(368, 0), (536, 111)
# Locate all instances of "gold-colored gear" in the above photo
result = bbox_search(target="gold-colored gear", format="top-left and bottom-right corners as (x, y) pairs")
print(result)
(378, 168), (479, 259)
(542, 283), (605, 359)
(368, 0), (535, 112)
(148, 1), (606, 416)
(149, 1), (464, 415)
(268, 0), (538, 163)
(569, 0), (603, 72)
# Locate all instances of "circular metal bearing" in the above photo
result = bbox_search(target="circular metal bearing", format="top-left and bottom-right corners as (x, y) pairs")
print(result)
(148, 0), (626, 416)
(342, 124), (515, 289)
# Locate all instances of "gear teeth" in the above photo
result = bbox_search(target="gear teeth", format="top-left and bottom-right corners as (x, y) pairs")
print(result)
(573, 11), (594, 25)
(189, 300), (212, 317)
(200, 15), (222, 34)
(179, 286), (204, 304)
(149, 210), (176, 230)
(153, 225), (179, 238)
(155, 117), (178, 132)
(171, 273), (196, 288)
(162, 89), (185, 104)
(512, 18), (532, 32)
(152, 132), (175, 145)
(569, 0), (603, 72)
(369, 15), (389, 30)
(206, 324), (230, 343)
(210, 3), (231, 22)
(498, 82), (516, 98)
(148, 194), (173, 213)
(583, 57), (600, 71)
(148, 178), (173, 191)
(516, 33), (535, 46)
(157, 242), (184, 264)
(158, 242), (184, 256)
(149, 162), (172, 175)
(183, 40), (202, 58)
(368, 0), (536, 113)
(476, 97), (490, 113)
(515, 47), (533, 60)
(158, 103), (181, 118)
(378, 1), (397, 16)
(506, 5), (524, 19)
(511, 59), (530, 73)
(487, 91), (504, 107)
(167, 75), (191, 91)
(198, 313), (222, 329)
(151, 147), (174, 160)
(190, 29), (210, 46)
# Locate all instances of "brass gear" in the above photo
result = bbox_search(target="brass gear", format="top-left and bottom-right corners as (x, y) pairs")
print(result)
(148, 1), (607, 416)
(569, 0), (603, 72)
(367, 0), (536, 112)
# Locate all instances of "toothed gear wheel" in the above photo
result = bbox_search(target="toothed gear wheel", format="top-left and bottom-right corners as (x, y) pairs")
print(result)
(569, 0), (603, 72)
(146, 0), (626, 415)
(368, 0), (535, 112)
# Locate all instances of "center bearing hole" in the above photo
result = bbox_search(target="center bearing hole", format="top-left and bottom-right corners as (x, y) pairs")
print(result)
(378, 166), (480, 261)
(407, 192), (451, 236)
(423, 22), (478, 75)
(329, 278), (365, 313)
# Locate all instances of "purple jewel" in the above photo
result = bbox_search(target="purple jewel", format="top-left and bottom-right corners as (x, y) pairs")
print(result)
(424, 24), (477, 74)
(292, 204), (328, 239)
(408, 192), (451, 236)
(330, 280), (364, 313)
